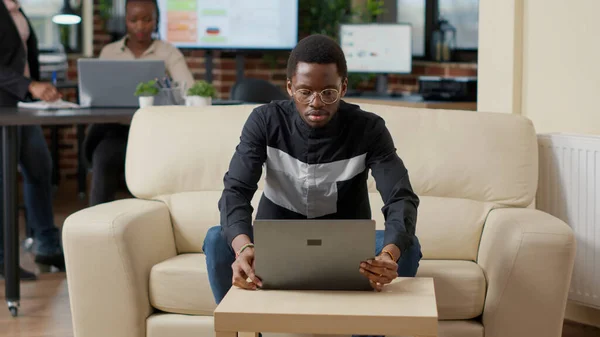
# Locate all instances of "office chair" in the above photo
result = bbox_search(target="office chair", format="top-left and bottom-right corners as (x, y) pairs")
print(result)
(230, 78), (289, 103)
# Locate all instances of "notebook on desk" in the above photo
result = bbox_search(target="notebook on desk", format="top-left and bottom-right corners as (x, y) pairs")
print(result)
(18, 99), (80, 110)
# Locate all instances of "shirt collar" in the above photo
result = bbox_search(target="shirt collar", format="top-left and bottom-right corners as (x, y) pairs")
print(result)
(292, 100), (345, 137)
(118, 36), (158, 57)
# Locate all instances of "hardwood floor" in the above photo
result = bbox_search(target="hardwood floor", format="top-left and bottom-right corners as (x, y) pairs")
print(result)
(1, 274), (72, 337)
(1, 181), (599, 337)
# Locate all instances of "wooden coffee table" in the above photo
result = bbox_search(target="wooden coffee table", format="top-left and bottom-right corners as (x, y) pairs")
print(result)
(214, 277), (438, 337)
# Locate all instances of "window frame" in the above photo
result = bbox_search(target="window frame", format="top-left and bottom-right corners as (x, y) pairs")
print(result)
(435, 0), (479, 56)
(382, 0), (478, 62)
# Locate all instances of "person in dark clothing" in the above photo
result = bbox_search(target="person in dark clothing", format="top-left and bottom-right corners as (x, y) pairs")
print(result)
(203, 34), (422, 308)
(0, 0), (66, 280)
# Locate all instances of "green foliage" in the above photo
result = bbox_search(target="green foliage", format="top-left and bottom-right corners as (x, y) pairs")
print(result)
(298, 0), (386, 88)
(187, 80), (217, 97)
(299, 0), (385, 38)
(134, 80), (159, 97)
(97, 0), (113, 20)
(359, 0), (386, 22)
(299, 0), (353, 41)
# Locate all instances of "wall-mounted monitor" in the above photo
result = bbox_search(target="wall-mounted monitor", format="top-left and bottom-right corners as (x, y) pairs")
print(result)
(157, 0), (298, 50)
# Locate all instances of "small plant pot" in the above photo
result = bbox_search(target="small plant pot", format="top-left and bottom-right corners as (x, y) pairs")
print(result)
(185, 95), (212, 107)
(139, 96), (155, 108)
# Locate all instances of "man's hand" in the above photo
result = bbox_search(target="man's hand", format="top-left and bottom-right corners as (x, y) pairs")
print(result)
(231, 246), (262, 290)
(359, 253), (398, 292)
(29, 81), (61, 102)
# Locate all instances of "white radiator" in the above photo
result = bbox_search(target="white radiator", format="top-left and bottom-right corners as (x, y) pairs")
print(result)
(536, 133), (600, 309)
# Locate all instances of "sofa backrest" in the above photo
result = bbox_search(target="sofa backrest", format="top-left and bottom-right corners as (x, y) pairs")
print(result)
(125, 103), (538, 259)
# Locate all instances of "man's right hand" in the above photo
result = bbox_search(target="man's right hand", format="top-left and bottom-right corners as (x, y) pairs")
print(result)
(29, 81), (61, 102)
(231, 246), (262, 290)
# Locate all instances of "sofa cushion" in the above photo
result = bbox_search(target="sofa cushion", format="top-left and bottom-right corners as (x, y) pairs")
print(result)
(370, 194), (495, 261)
(416, 260), (486, 319)
(156, 190), (262, 254)
(149, 254), (485, 320)
(126, 105), (537, 208)
(147, 314), (215, 337)
(125, 105), (260, 199)
(159, 190), (493, 262)
(150, 254), (216, 315)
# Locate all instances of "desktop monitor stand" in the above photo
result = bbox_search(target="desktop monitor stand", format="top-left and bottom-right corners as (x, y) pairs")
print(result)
(375, 74), (389, 95)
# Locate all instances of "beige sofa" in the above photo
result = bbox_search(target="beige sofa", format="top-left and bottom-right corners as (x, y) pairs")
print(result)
(63, 103), (576, 337)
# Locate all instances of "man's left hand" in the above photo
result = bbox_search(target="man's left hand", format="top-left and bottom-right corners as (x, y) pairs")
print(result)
(359, 254), (398, 292)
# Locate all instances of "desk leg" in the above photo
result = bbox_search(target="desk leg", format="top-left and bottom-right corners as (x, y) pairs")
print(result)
(2, 126), (19, 317)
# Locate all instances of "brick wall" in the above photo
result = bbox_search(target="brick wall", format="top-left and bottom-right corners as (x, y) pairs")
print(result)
(48, 2), (477, 184)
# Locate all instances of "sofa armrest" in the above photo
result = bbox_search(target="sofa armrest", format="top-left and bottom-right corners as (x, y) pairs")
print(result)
(477, 208), (576, 337)
(63, 199), (177, 337)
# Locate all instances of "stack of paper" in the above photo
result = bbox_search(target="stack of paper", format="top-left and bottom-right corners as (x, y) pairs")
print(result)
(18, 100), (80, 110)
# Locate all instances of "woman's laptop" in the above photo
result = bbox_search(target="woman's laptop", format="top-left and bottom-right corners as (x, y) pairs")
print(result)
(253, 219), (376, 291)
(77, 59), (167, 108)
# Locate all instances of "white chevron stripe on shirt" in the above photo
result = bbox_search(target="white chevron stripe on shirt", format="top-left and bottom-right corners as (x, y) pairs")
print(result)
(264, 146), (367, 218)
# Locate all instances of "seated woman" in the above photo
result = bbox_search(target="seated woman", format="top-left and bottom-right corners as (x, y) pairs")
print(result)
(85, 0), (194, 206)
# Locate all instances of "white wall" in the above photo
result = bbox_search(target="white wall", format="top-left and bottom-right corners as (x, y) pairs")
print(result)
(478, 0), (600, 136)
(477, 0), (523, 115)
(521, 0), (600, 135)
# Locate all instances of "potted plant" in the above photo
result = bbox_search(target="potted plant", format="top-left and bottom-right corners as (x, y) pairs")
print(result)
(135, 80), (159, 108)
(186, 80), (216, 106)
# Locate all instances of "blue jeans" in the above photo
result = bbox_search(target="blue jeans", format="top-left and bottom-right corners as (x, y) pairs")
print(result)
(203, 225), (422, 305)
(0, 125), (61, 261)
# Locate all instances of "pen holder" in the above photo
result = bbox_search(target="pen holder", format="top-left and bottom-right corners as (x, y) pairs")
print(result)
(154, 87), (185, 106)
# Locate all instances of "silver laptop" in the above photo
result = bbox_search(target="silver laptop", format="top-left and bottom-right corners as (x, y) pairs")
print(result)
(77, 59), (166, 108)
(254, 219), (376, 291)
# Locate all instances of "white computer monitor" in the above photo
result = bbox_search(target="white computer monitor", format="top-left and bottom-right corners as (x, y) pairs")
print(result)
(156, 0), (298, 50)
(340, 23), (412, 74)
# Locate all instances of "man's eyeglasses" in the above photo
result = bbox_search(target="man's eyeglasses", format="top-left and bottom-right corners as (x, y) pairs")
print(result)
(292, 88), (341, 105)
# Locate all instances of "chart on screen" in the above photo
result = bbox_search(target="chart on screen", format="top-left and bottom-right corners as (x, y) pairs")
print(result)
(157, 0), (298, 50)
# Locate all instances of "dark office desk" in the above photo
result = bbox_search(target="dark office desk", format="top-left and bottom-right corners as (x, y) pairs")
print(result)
(1, 101), (245, 316)
(344, 94), (477, 111)
(0, 107), (136, 317)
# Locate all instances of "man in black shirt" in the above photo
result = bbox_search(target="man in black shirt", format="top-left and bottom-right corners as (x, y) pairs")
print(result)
(204, 34), (421, 305)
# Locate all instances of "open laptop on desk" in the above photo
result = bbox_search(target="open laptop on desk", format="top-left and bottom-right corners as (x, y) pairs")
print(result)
(78, 59), (166, 108)
(254, 219), (376, 291)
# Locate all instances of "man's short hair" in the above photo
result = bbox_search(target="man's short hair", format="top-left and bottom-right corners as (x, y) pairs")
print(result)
(286, 34), (348, 80)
